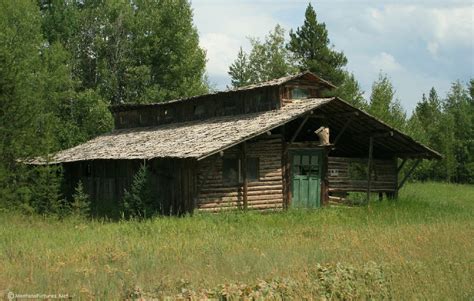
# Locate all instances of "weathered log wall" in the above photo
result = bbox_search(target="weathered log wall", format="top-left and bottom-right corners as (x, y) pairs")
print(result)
(113, 86), (280, 129)
(196, 134), (284, 212)
(63, 158), (196, 217)
(327, 157), (397, 192)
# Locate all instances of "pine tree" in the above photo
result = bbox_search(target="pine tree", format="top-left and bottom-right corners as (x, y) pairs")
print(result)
(121, 164), (156, 219)
(72, 180), (91, 218)
(442, 81), (473, 182)
(408, 88), (444, 181)
(287, 3), (347, 86)
(228, 47), (251, 88)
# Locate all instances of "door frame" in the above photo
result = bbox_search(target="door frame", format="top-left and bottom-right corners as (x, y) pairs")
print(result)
(289, 149), (323, 208)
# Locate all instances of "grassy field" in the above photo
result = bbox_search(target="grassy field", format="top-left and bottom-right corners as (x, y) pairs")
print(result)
(1, 182), (473, 300)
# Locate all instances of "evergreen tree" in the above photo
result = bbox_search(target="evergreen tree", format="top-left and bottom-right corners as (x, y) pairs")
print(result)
(228, 25), (296, 87)
(228, 47), (251, 88)
(71, 180), (91, 218)
(442, 81), (473, 182)
(368, 73), (406, 130)
(409, 82), (474, 184)
(408, 88), (445, 181)
(121, 164), (156, 219)
(287, 3), (347, 86)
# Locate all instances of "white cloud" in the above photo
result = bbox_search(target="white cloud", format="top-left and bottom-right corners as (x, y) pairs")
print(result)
(191, 1), (473, 110)
(370, 52), (403, 73)
(362, 3), (474, 53)
(192, 1), (286, 86)
(200, 33), (242, 75)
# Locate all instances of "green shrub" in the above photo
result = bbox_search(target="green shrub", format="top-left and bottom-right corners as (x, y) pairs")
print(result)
(29, 165), (63, 215)
(71, 180), (90, 218)
(121, 164), (157, 219)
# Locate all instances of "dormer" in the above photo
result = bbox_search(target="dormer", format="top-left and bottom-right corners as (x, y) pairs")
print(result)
(110, 71), (335, 129)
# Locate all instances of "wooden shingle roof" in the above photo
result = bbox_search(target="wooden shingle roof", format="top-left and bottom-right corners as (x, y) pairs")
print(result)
(29, 95), (442, 164)
(30, 98), (334, 164)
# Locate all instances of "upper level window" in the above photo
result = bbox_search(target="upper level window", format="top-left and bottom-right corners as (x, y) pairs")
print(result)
(193, 104), (206, 117)
(223, 98), (236, 114)
(291, 87), (310, 99)
(163, 107), (174, 121)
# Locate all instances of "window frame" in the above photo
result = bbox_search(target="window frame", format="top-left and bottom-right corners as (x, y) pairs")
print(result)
(291, 87), (310, 99)
(222, 156), (260, 185)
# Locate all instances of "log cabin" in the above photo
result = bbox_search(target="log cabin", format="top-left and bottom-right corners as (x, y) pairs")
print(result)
(30, 71), (441, 216)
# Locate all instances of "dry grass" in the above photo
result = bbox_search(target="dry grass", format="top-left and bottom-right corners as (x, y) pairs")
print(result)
(0, 182), (473, 300)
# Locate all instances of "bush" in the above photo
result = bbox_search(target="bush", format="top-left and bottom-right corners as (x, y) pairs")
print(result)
(71, 180), (90, 218)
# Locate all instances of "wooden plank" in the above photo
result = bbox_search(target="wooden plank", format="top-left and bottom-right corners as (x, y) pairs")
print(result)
(397, 158), (407, 173)
(397, 159), (421, 190)
(332, 116), (354, 147)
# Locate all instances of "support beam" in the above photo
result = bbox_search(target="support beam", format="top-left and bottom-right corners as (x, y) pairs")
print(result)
(332, 115), (354, 146)
(367, 136), (374, 205)
(309, 111), (359, 119)
(355, 131), (394, 139)
(397, 159), (421, 190)
(291, 115), (310, 143)
(397, 158), (408, 173)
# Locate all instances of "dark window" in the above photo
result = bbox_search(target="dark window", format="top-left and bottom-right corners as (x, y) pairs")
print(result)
(223, 157), (260, 184)
(163, 107), (174, 121)
(246, 158), (259, 181)
(293, 154), (320, 176)
(223, 158), (239, 184)
(193, 104), (206, 117)
(291, 87), (309, 99)
(223, 98), (236, 114)
(83, 163), (92, 177)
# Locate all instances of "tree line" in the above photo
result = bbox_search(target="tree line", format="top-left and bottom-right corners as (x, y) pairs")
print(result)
(0, 0), (208, 214)
(228, 3), (473, 184)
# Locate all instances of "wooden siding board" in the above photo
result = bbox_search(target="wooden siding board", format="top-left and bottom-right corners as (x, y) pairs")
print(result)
(327, 156), (397, 192)
(196, 134), (284, 212)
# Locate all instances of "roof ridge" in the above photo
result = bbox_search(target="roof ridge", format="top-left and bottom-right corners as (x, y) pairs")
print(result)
(110, 71), (336, 111)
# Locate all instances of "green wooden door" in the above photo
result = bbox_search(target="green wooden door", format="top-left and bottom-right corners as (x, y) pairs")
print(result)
(291, 151), (322, 208)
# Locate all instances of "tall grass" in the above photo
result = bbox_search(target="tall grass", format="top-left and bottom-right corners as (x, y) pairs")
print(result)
(0, 182), (473, 299)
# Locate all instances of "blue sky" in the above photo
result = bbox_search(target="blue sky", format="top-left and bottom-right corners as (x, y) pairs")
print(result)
(192, 0), (473, 113)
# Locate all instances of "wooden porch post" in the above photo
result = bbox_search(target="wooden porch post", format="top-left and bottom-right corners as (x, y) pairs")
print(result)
(367, 136), (374, 205)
